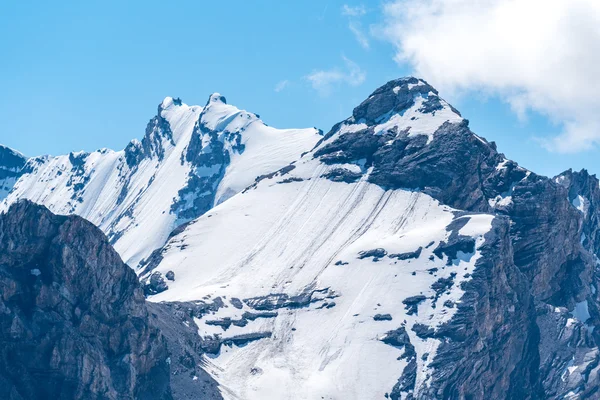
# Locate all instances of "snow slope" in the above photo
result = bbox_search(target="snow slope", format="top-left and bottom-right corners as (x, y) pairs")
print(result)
(146, 78), (495, 399)
(2, 95), (320, 266)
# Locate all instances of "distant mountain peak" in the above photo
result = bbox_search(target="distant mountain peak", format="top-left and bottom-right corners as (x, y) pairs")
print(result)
(0, 144), (27, 200)
(319, 76), (463, 152)
(160, 96), (184, 110)
(207, 92), (227, 105)
(3, 92), (319, 267)
(351, 76), (460, 126)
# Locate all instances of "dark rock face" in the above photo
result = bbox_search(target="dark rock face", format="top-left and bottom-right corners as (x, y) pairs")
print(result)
(146, 303), (222, 400)
(424, 217), (541, 400)
(402, 295), (427, 316)
(321, 168), (363, 183)
(556, 169), (600, 259)
(358, 248), (388, 260)
(165, 270), (175, 281)
(0, 145), (27, 199)
(244, 286), (338, 311)
(0, 200), (171, 399)
(389, 247), (422, 260)
(373, 313), (393, 321)
(170, 120), (230, 222)
(170, 95), (246, 223)
(380, 325), (417, 399)
(143, 271), (169, 296)
(140, 104), (176, 161)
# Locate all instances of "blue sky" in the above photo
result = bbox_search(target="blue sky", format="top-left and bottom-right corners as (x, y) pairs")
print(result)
(0, 0), (598, 177)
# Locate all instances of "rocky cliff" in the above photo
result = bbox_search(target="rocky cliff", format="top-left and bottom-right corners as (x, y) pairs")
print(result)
(0, 145), (26, 200)
(0, 200), (220, 400)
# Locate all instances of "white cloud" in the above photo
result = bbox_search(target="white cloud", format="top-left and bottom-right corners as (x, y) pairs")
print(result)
(274, 80), (290, 93)
(306, 56), (366, 96)
(343, 4), (370, 49)
(342, 4), (367, 17)
(348, 21), (370, 49)
(379, 0), (600, 153)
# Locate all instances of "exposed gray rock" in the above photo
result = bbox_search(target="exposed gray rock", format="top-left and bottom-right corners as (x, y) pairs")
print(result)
(389, 247), (422, 260)
(431, 273), (456, 306)
(423, 217), (541, 400)
(321, 168), (363, 183)
(147, 302), (222, 400)
(350, 77), (442, 126)
(412, 323), (435, 339)
(373, 314), (393, 321)
(0, 200), (172, 400)
(358, 248), (388, 260)
(243, 286), (337, 311)
(230, 297), (243, 309)
(221, 332), (272, 348)
(201, 311), (279, 332)
(432, 219), (476, 265)
(143, 271), (169, 296)
(242, 311), (278, 320)
(243, 164), (296, 193)
(278, 176), (304, 184)
(402, 295), (427, 316)
(0, 144), (27, 200)
(380, 325), (417, 399)
(165, 270), (175, 281)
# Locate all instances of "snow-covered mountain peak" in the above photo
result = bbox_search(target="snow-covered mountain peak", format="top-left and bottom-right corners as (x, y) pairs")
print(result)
(321, 77), (462, 148)
(198, 92), (264, 136)
(160, 96), (183, 110)
(179, 93), (321, 211)
(207, 92), (227, 105)
(3, 93), (320, 267)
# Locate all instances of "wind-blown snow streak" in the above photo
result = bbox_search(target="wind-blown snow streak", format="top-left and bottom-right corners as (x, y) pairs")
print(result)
(149, 152), (493, 399)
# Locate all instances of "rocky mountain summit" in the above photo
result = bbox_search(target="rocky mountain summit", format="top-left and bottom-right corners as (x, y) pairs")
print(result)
(3, 77), (600, 399)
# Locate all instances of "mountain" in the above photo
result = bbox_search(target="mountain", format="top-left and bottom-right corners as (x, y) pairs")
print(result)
(4, 77), (600, 399)
(0, 145), (27, 200)
(0, 200), (225, 400)
(141, 77), (600, 399)
(0, 200), (172, 399)
(2, 95), (320, 267)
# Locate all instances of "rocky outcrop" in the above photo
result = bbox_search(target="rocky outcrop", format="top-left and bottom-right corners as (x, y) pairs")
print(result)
(424, 217), (541, 399)
(0, 145), (26, 200)
(0, 200), (171, 399)
(0, 201), (223, 400)
(147, 302), (222, 400)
